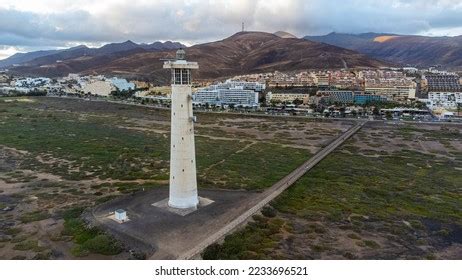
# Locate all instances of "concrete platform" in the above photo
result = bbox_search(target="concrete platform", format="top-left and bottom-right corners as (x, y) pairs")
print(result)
(86, 187), (260, 259)
(152, 196), (214, 216)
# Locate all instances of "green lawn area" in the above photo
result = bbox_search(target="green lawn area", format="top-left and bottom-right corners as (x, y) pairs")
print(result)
(0, 97), (311, 190)
(201, 142), (310, 190)
(204, 145), (462, 259)
(0, 103), (170, 180)
(273, 150), (461, 224)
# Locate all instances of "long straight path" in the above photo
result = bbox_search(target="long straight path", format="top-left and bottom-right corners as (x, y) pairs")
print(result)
(177, 121), (367, 259)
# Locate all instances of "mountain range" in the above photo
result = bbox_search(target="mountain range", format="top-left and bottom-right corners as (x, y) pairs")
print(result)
(3, 30), (462, 82)
(304, 32), (462, 69)
(0, 40), (185, 68)
(3, 32), (387, 82)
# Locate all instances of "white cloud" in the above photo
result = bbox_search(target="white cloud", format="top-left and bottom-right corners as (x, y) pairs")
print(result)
(0, 45), (22, 60)
(0, 0), (462, 58)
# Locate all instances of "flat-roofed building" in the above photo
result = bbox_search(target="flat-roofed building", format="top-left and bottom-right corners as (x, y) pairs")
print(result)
(316, 90), (387, 105)
(219, 88), (259, 106)
(364, 77), (416, 101)
(194, 83), (259, 107)
(220, 80), (266, 92)
(354, 94), (387, 105)
(425, 92), (462, 109)
(193, 89), (219, 104)
(424, 73), (461, 92)
(315, 73), (330, 87)
(365, 86), (416, 101)
(317, 90), (356, 104)
(109, 78), (135, 91)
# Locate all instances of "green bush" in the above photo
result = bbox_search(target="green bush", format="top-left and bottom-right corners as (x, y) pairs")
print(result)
(62, 207), (123, 257)
(347, 233), (361, 240)
(5, 227), (22, 235)
(82, 235), (123, 255)
(202, 243), (222, 259)
(96, 195), (120, 204)
(364, 240), (380, 249)
(33, 251), (52, 260)
(19, 211), (50, 223)
(71, 245), (90, 257)
(13, 240), (46, 252)
(61, 207), (85, 220)
(261, 206), (277, 218)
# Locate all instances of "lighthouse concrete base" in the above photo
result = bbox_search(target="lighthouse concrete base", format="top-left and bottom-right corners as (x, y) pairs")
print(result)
(152, 196), (214, 216)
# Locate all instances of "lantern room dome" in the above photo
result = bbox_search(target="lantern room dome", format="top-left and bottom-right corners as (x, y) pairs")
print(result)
(176, 48), (186, 60)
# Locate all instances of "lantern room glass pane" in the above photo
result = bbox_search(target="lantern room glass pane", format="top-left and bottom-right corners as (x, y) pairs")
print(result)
(172, 68), (192, 85)
(174, 69), (181, 84)
(182, 69), (190, 85)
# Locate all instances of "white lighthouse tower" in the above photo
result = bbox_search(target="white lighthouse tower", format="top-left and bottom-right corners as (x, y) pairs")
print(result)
(163, 49), (199, 209)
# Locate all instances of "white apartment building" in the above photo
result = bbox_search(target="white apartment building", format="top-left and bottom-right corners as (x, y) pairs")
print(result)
(193, 89), (219, 104)
(194, 87), (258, 107)
(193, 80), (262, 107)
(425, 92), (462, 110)
(219, 88), (258, 106)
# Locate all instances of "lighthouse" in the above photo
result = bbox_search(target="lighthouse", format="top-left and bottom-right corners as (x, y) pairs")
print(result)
(163, 49), (199, 209)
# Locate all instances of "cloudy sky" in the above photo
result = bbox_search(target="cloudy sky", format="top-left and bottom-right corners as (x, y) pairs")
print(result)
(1, 0), (462, 59)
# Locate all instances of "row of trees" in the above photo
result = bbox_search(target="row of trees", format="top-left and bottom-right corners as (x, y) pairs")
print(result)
(1, 89), (47, 97)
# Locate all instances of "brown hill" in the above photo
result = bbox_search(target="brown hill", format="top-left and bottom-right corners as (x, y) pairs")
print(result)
(11, 32), (389, 82)
(305, 32), (462, 69)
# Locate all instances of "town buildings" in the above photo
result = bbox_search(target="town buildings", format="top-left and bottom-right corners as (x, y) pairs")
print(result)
(14, 77), (51, 88)
(2, 67), (459, 119)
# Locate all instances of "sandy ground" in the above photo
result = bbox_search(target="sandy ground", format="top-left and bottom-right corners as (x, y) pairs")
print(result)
(88, 188), (262, 259)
